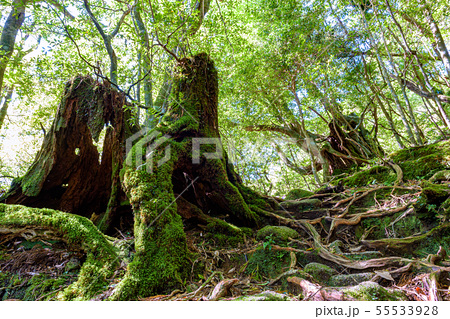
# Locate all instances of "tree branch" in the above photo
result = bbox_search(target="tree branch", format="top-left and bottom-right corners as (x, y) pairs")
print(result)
(46, 0), (75, 21)
(110, 5), (132, 39)
(244, 124), (297, 137)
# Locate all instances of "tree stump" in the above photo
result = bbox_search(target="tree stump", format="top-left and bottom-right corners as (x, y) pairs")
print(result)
(111, 53), (275, 299)
(1, 76), (138, 234)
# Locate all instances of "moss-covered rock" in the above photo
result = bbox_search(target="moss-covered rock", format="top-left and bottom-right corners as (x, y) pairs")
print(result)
(421, 182), (450, 202)
(256, 225), (298, 242)
(328, 273), (374, 287)
(412, 181), (450, 223)
(285, 189), (313, 200)
(303, 262), (338, 283)
(390, 140), (450, 180)
(343, 166), (396, 187)
(205, 218), (251, 247)
(344, 281), (407, 301)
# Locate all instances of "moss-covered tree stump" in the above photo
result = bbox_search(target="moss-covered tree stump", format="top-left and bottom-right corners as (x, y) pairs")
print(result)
(110, 53), (275, 299)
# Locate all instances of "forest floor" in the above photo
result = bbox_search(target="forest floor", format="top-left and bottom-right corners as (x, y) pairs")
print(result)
(2, 140), (450, 301)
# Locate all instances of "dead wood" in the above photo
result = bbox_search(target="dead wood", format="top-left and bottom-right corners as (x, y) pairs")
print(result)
(208, 278), (239, 300)
(1, 76), (138, 234)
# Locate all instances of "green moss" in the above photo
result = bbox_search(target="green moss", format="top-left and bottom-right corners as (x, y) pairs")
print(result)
(344, 281), (407, 301)
(245, 248), (290, 279)
(413, 182), (450, 223)
(362, 223), (450, 256)
(279, 199), (321, 211)
(237, 183), (273, 211)
(256, 226), (298, 242)
(421, 181), (450, 202)
(233, 291), (293, 301)
(390, 140), (450, 180)
(343, 166), (396, 187)
(0, 204), (118, 300)
(0, 273), (73, 301)
(285, 189), (314, 200)
(358, 211), (424, 240)
(391, 140), (450, 162)
(413, 224), (450, 258)
(303, 262), (338, 283)
(429, 170), (450, 182)
(342, 251), (382, 260)
(329, 273), (374, 287)
(205, 218), (249, 247)
(110, 137), (190, 300)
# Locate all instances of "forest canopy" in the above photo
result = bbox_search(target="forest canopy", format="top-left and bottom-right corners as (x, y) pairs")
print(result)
(1, 0), (450, 302)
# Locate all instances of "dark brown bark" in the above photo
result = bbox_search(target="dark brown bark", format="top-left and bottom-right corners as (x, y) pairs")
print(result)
(1, 76), (138, 234)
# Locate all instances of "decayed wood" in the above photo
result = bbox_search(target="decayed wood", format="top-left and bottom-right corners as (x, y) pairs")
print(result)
(1, 76), (138, 233)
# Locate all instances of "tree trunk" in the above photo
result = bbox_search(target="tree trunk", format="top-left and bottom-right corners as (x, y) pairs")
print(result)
(0, 86), (13, 130)
(321, 113), (383, 175)
(421, 1), (450, 78)
(0, 0), (27, 95)
(1, 54), (275, 300)
(110, 53), (275, 300)
(1, 76), (138, 234)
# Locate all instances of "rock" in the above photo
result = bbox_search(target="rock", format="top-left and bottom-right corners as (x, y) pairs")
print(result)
(303, 262), (338, 283)
(328, 273), (374, 287)
(280, 199), (321, 211)
(285, 189), (313, 200)
(256, 225), (298, 242)
(344, 281), (408, 301)
(233, 291), (293, 301)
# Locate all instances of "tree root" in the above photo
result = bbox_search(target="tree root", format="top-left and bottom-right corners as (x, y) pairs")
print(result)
(326, 204), (413, 241)
(287, 277), (351, 301)
(207, 278), (239, 300)
(0, 204), (119, 300)
(362, 223), (450, 253)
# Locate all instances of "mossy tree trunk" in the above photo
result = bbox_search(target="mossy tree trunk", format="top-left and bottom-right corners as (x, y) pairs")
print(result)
(111, 53), (275, 299)
(1, 76), (138, 234)
(1, 54), (275, 300)
(321, 114), (384, 176)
